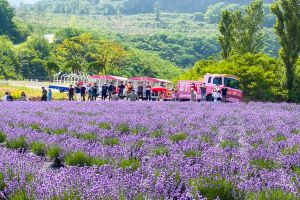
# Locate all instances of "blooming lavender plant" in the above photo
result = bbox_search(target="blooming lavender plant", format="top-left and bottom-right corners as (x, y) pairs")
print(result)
(0, 101), (299, 199)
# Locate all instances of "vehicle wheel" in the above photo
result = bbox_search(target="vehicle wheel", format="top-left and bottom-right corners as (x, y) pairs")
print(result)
(206, 94), (214, 102)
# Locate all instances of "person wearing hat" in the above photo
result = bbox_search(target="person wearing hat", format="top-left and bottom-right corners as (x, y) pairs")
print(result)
(101, 83), (108, 100)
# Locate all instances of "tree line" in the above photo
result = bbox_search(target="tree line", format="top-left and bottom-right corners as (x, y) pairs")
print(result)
(18, 0), (273, 16)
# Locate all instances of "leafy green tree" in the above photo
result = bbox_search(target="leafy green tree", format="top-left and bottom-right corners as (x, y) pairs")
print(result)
(219, 10), (234, 59)
(0, 0), (14, 35)
(0, 36), (20, 79)
(272, 0), (300, 101)
(232, 0), (265, 54)
(0, 0), (29, 43)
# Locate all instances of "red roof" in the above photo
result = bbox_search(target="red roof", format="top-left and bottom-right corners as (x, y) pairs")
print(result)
(89, 75), (127, 81)
(129, 77), (172, 83)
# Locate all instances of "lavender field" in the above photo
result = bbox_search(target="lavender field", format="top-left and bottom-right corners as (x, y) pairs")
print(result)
(0, 101), (299, 200)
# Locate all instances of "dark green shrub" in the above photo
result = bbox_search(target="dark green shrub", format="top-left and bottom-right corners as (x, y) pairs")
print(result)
(31, 142), (46, 156)
(154, 146), (169, 156)
(0, 131), (6, 143)
(220, 140), (239, 149)
(281, 145), (299, 156)
(117, 123), (130, 134)
(9, 189), (30, 200)
(93, 158), (109, 166)
(80, 133), (98, 141)
(120, 158), (141, 171)
(65, 151), (93, 167)
(151, 130), (165, 138)
(169, 133), (187, 143)
(132, 126), (147, 135)
(0, 172), (6, 191)
(6, 137), (28, 151)
(98, 122), (111, 130)
(183, 150), (201, 158)
(29, 123), (41, 131)
(248, 189), (298, 200)
(273, 134), (287, 142)
(251, 159), (281, 170)
(190, 177), (239, 200)
(103, 137), (120, 146)
(53, 128), (68, 135)
(47, 145), (61, 160)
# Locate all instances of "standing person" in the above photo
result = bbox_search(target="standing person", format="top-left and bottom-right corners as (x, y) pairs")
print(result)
(118, 81), (125, 99)
(75, 84), (81, 101)
(41, 87), (47, 101)
(190, 88), (197, 102)
(137, 82), (144, 100)
(80, 85), (86, 101)
(191, 83), (197, 92)
(92, 83), (99, 101)
(108, 82), (115, 101)
(87, 84), (92, 101)
(126, 82), (133, 100)
(3, 92), (9, 101)
(47, 89), (52, 101)
(221, 87), (228, 102)
(145, 82), (152, 101)
(68, 85), (75, 101)
(101, 83), (108, 101)
(200, 83), (207, 101)
(127, 82), (133, 94)
(128, 90), (138, 102)
(6, 92), (13, 102)
(111, 92), (119, 101)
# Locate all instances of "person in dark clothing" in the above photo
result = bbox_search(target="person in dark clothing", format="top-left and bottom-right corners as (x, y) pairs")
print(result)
(101, 83), (108, 100)
(200, 83), (207, 101)
(41, 87), (47, 101)
(118, 81), (125, 99)
(75, 84), (81, 101)
(6, 92), (13, 102)
(108, 82), (116, 101)
(68, 85), (75, 101)
(92, 84), (98, 101)
(221, 87), (228, 102)
(160, 82), (165, 88)
(87, 84), (92, 101)
(137, 82), (144, 100)
(80, 85), (86, 101)
(145, 82), (151, 101)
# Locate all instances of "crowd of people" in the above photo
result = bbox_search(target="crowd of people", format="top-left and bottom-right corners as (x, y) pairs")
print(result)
(2, 81), (229, 103)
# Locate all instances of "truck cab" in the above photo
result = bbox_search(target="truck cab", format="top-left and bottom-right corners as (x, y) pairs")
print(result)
(204, 74), (243, 102)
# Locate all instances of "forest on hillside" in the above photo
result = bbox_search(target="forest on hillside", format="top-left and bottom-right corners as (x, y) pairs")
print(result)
(14, 0), (273, 15)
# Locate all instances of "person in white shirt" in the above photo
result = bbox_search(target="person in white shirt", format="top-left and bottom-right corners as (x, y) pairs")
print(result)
(3, 92), (8, 101)
(213, 90), (222, 102)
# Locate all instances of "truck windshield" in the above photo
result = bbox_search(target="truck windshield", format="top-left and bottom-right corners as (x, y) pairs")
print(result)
(224, 78), (240, 89)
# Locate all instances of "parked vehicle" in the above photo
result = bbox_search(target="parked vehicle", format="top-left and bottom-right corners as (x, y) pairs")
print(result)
(177, 74), (243, 102)
(128, 77), (173, 100)
(177, 81), (202, 101)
